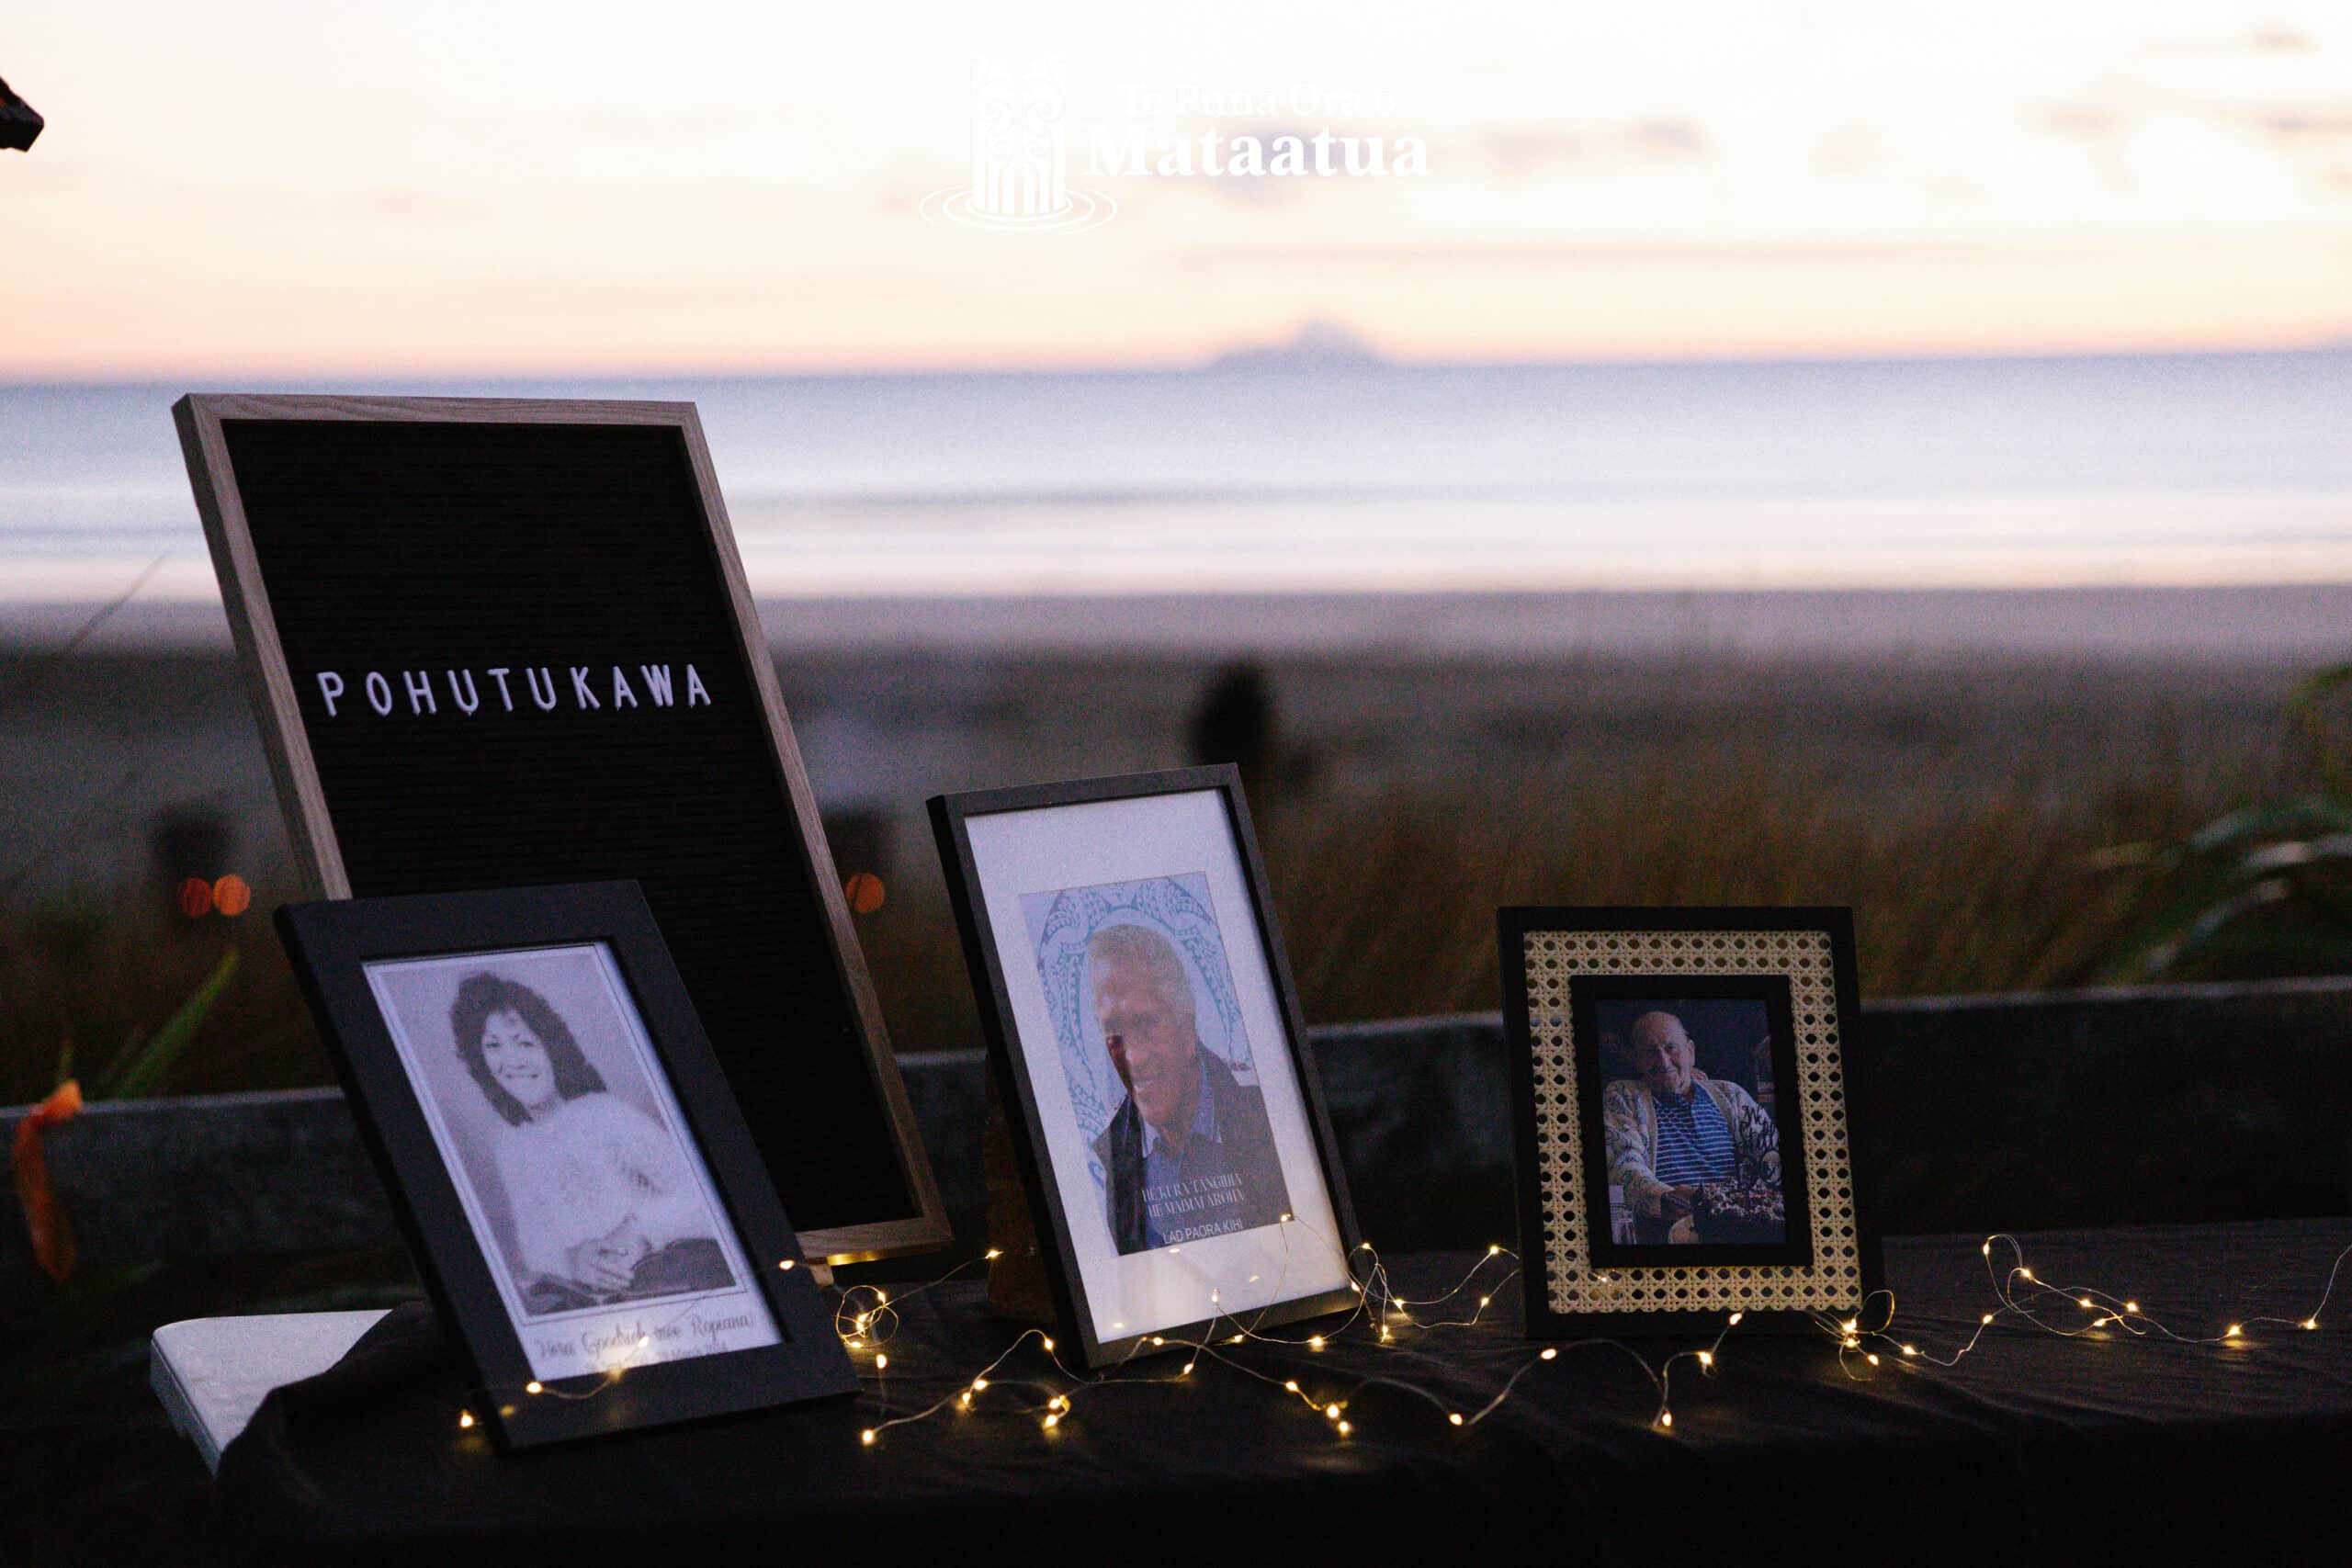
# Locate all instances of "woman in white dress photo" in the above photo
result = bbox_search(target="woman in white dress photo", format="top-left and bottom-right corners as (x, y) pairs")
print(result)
(447, 971), (733, 1313)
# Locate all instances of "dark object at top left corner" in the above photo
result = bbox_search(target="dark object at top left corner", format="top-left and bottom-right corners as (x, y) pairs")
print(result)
(1, 76), (44, 152)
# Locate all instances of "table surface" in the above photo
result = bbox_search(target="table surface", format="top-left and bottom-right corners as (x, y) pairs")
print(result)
(192, 1219), (2352, 1563)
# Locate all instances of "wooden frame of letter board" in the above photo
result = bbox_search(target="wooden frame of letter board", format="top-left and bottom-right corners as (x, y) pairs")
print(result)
(276, 881), (856, 1448)
(175, 394), (946, 1263)
(929, 765), (1363, 1371)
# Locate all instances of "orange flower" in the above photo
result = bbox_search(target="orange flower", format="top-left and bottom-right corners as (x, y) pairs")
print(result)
(13, 1079), (84, 1282)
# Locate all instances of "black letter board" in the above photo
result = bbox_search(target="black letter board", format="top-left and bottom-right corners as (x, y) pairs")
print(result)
(175, 395), (946, 1262)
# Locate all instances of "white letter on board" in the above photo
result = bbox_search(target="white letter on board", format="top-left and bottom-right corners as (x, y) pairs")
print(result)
(684, 664), (712, 706)
(570, 666), (600, 709)
(640, 665), (674, 706)
(316, 671), (344, 717)
(611, 667), (638, 707)
(448, 670), (480, 715)
(526, 668), (558, 710)
(365, 672), (394, 716)
(402, 670), (436, 716)
(487, 668), (514, 711)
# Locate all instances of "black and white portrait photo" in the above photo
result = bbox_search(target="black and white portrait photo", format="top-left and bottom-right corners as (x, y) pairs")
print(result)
(364, 942), (780, 1382)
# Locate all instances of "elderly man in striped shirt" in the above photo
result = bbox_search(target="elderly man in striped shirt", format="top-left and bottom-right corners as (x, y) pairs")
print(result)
(1600, 1010), (1781, 1245)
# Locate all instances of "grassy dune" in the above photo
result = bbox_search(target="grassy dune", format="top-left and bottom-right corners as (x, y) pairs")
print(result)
(0, 651), (2322, 1108)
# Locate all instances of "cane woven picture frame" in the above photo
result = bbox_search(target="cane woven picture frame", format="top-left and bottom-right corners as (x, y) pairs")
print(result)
(1500, 907), (1881, 1337)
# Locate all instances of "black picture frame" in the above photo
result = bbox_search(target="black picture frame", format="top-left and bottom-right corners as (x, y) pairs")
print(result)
(929, 765), (1363, 1371)
(175, 394), (946, 1264)
(1571, 974), (1811, 1269)
(1501, 906), (1882, 1338)
(277, 880), (856, 1448)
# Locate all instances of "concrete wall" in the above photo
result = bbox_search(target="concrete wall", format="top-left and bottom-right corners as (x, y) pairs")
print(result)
(6, 977), (2350, 1282)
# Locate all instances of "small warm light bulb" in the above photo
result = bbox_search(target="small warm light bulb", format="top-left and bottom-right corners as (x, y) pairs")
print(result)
(1380, 1328), (1393, 1342)
(1182, 1361), (1196, 1375)
(1901, 1346), (1917, 1357)
(1866, 1353), (1881, 1366)
(958, 1393), (972, 1408)
(1280, 1213), (1294, 1224)
(972, 1378), (989, 1392)
(1325, 1403), (1342, 1420)
(875, 1354), (889, 1370)
(1043, 1413), (1061, 1430)
(1448, 1413), (1464, 1427)
(848, 1338), (865, 1348)
(2078, 1299), (2095, 1309)
(1697, 1351), (1713, 1367)
(2304, 1319), (2320, 1330)
(1041, 1337), (1056, 1352)
(2227, 1325), (2244, 1338)
(874, 1291), (888, 1306)
(2018, 1268), (2033, 1280)
(638, 1335), (650, 1348)
(1309, 1336), (1326, 1351)
(1488, 1244), (1502, 1256)
(1540, 1348), (1557, 1360)
(1841, 1319), (1858, 1334)
(1283, 1380), (1300, 1393)
(1727, 1312), (1743, 1326)
(1229, 1335), (1245, 1345)
(2124, 1302), (2140, 1314)
(1982, 1240), (1992, 1256)
(1658, 1411), (1673, 1429)
(1844, 1337), (1860, 1349)
(861, 1428), (876, 1446)
(777, 1259), (795, 1271)
(986, 1248), (1003, 1259)
(1150, 1337), (1166, 1347)
(525, 1382), (543, 1394)
(1337, 1420), (1352, 1436)
(1982, 1314), (1996, 1325)
(1477, 1296), (1491, 1309)
(458, 1412), (475, 1430)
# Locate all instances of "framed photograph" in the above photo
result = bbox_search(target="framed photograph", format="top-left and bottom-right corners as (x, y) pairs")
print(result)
(175, 394), (944, 1263)
(277, 880), (856, 1447)
(1500, 907), (1880, 1337)
(931, 766), (1362, 1370)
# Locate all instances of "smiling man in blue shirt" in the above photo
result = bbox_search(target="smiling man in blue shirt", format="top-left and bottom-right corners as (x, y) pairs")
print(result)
(1086, 923), (1290, 1256)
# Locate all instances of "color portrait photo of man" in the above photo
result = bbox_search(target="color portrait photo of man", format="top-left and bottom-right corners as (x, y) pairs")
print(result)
(1599, 1005), (1785, 1246)
(1086, 923), (1290, 1256)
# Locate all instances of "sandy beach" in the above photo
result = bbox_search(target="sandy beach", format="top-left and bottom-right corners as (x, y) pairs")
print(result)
(2, 584), (2331, 904)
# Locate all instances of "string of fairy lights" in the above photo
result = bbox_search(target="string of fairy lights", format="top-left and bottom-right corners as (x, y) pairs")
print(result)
(821, 1223), (2352, 1449)
(449, 1227), (2352, 1443)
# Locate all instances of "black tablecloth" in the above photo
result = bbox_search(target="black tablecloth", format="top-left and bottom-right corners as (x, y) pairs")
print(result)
(213, 1221), (2352, 1562)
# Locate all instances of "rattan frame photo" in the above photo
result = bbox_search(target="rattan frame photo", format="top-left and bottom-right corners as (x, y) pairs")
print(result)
(277, 880), (855, 1448)
(1500, 907), (1881, 1337)
(931, 765), (1363, 1371)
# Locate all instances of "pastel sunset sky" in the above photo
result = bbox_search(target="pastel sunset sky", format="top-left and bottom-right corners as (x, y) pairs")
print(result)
(5, 0), (2349, 376)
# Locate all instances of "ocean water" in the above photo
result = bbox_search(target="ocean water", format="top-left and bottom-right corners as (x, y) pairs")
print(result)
(4, 350), (2350, 603)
